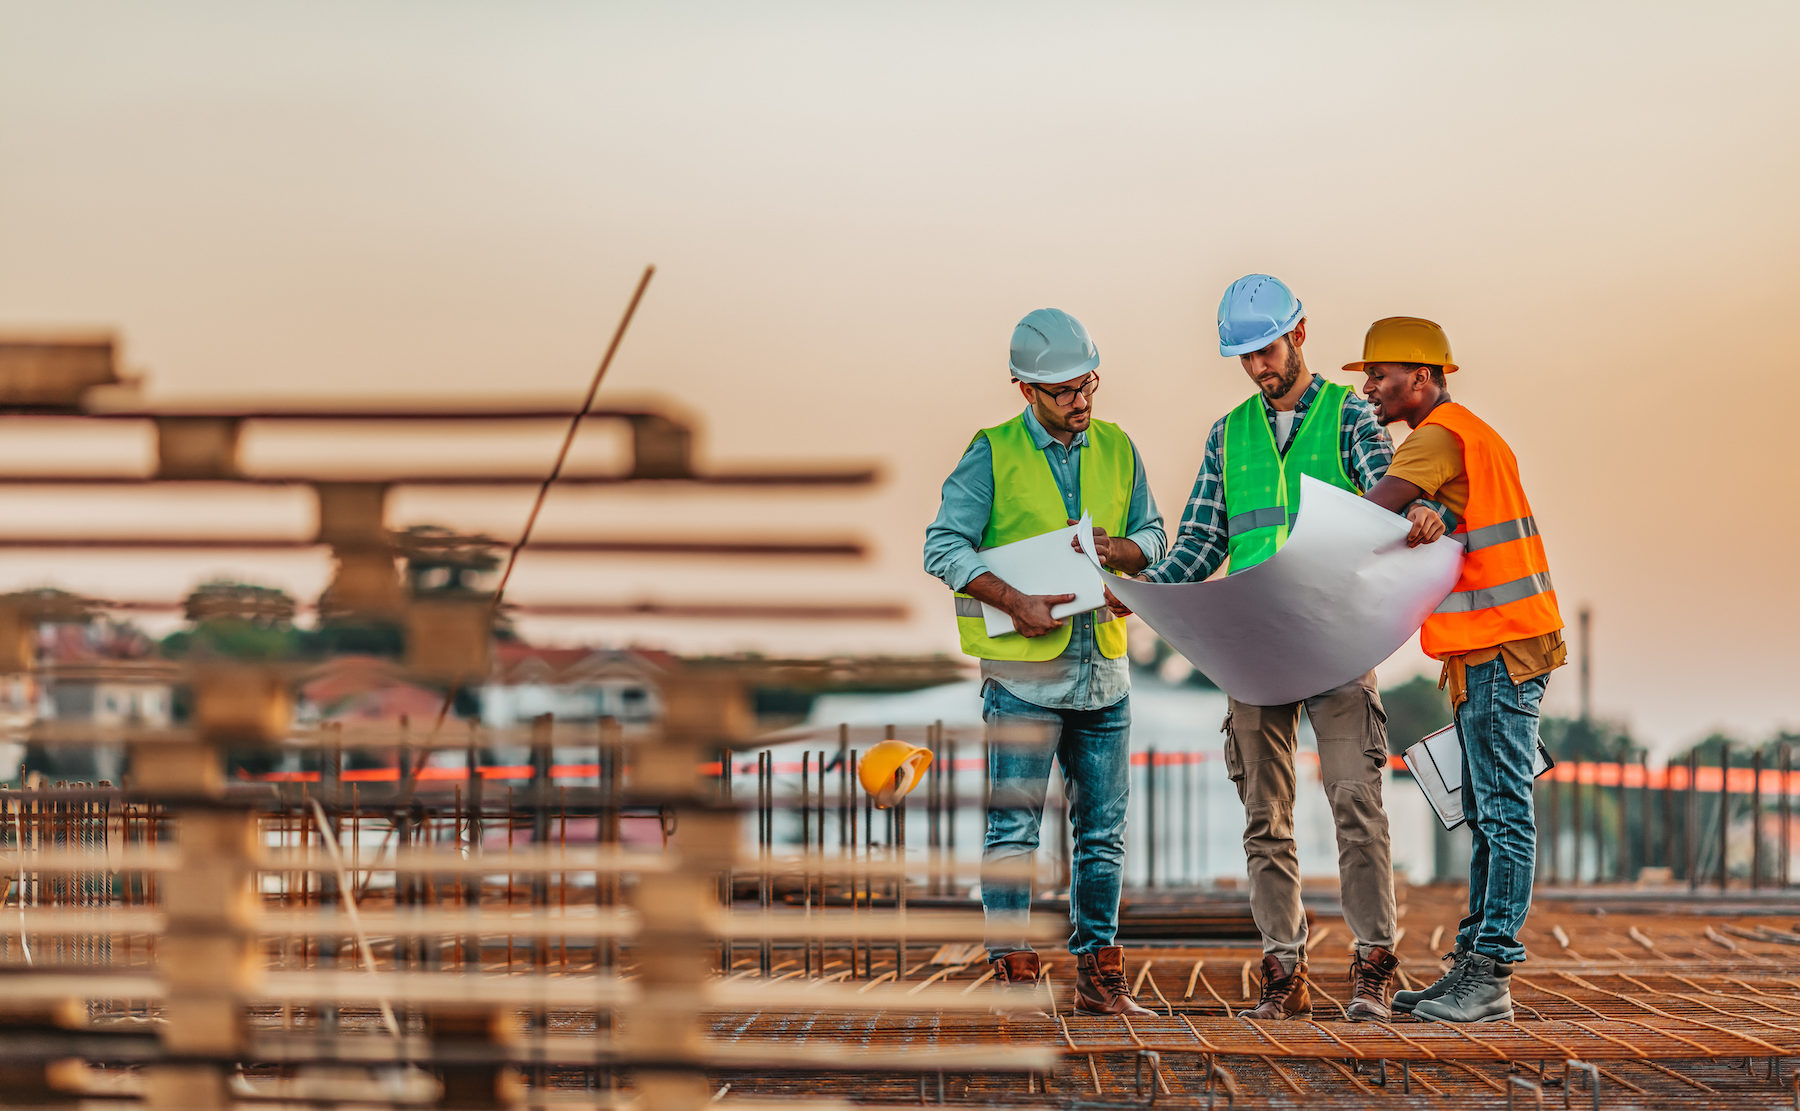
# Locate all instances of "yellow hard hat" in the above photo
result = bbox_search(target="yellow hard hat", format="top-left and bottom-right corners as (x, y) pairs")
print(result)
(1341, 316), (1458, 375)
(857, 739), (934, 810)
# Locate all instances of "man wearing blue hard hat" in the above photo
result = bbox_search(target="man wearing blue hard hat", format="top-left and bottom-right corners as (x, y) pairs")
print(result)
(1137, 275), (1447, 1022)
(924, 307), (1165, 1016)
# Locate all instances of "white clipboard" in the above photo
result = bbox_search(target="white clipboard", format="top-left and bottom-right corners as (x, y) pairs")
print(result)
(1401, 723), (1555, 831)
(976, 514), (1106, 638)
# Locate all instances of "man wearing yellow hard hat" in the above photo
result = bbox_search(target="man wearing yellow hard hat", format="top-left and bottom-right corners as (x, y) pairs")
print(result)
(923, 307), (1163, 1016)
(1136, 275), (1448, 1023)
(1354, 317), (1566, 1024)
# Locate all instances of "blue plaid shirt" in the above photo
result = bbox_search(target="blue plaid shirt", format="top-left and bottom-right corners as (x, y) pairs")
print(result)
(1144, 375), (1431, 584)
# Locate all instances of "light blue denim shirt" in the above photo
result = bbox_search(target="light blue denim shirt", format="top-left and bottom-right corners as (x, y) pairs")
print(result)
(923, 408), (1165, 711)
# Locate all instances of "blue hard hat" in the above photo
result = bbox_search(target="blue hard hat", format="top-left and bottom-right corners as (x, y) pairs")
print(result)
(1217, 274), (1304, 357)
(1009, 308), (1100, 384)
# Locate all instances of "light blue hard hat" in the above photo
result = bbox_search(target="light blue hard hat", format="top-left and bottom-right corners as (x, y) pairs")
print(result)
(1217, 274), (1304, 357)
(1009, 308), (1100, 384)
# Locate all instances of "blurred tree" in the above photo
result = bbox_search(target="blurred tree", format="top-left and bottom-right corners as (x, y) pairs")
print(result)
(162, 579), (302, 660)
(1379, 674), (1452, 754)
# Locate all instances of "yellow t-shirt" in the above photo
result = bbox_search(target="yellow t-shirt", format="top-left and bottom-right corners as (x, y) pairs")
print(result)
(1388, 424), (1565, 705)
(1385, 425), (1470, 520)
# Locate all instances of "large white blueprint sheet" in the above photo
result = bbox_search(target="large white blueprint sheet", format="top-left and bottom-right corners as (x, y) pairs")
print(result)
(1103, 476), (1464, 706)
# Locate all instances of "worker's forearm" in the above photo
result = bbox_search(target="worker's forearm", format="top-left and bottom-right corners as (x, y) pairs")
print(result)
(1364, 474), (1425, 514)
(1105, 538), (1148, 575)
(959, 572), (1027, 616)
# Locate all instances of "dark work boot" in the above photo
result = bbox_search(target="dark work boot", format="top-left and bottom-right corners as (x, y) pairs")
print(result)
(1411, 952), (1514, 1023)
(990, 949), (1047, 1016)
(1074, 946), (1156, 1016)
(1394, 944), (1470, 1016)
(1241, 954), (1312, 1020)
(1344, 946), (1401, 1022)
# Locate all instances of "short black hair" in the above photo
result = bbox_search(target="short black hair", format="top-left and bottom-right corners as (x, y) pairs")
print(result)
(1411, 364), (1446, 388)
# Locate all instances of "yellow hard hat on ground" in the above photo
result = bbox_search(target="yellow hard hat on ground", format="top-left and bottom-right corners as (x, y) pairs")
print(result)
(857, 739), (934, 810)
(1341, 316), (1458, 375)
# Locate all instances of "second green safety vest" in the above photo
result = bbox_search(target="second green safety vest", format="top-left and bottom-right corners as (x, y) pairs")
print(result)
(952, 414), (1134, 662)
(1221, 381), (1360, 572)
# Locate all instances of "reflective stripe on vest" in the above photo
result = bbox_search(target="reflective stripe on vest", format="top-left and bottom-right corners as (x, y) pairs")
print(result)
(1219, 381), (1360, 573)
(1226, 506), (1289, 537)
(1434, 570), (1554, 614)
(1416, 402), (1563, 658)
(1460, 515), (1539, 553)
(950, 413), (1134, 662)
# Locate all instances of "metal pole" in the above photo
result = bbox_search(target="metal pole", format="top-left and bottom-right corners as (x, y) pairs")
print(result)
(1782, 742), (1793, 889)
(1183, 754), (1195, 885)
(945, 738), (958, 865)
(1618, 741), (1633, 882)
(895, 767), (907, 979)
(1752, 747), (1764, 891)
(1639, 749), (1653, 881)
(1719, 741), (1732, 893)
(1572, 763), (1584, 884)
(1546, 774), (1561, 884)
(1659, 760), (1674, 873)
(1145, 748), (1158, 890)
(1686, 750), (1700, 891)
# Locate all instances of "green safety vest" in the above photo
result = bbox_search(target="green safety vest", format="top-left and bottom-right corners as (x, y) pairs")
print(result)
(1221, 380), (1360, 572)
(952, 414), (1134, 662)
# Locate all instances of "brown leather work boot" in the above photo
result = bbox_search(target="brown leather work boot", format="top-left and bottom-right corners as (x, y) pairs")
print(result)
(1074, 946), (1156, 1016)
(1242, 954), (1312, 1020)
(991, 949), (1041, 985)
(1345, 945), (1400, 1022)
(989, 949), (1047, 1016)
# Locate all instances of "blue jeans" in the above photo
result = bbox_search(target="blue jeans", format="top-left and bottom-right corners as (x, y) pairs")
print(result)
(980, 681), (1130, 958)
(1453, 656), (1549, 964)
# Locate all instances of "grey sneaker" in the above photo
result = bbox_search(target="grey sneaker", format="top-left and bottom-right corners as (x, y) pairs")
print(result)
(1393, 945), (1469, 1015)
(1411, 953), (1514, 1023)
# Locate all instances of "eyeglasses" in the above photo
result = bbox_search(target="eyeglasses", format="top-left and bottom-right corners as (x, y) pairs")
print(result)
(1021, 374), (1100, 407)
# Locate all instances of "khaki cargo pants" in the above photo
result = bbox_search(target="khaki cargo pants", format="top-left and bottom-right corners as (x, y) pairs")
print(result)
(1223, 671), (1396, 964)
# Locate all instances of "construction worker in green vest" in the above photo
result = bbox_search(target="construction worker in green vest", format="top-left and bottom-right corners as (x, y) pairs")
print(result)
(1136, 275), (1446, 1022)
(924, 307), (1164, 1015)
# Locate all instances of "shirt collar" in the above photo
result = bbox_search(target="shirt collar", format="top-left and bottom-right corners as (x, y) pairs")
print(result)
(1260, 373), (1322, 418)
(1022, 406), (1087, 450)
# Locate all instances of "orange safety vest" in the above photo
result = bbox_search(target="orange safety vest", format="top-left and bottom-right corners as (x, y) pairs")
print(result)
(1417, 402), (1563, 659)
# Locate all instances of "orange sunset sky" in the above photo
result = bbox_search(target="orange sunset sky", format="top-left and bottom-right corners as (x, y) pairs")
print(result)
(2, 2), (1797, 755)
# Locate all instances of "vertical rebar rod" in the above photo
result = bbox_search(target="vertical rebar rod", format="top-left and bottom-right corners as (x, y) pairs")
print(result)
(760, 750), (772, 978)
(1545, 775), (1561, 884)
(863, 754), (875, 980)
(1639, 749), (1653, 882)
(1659, 762), (1674, 874)
(848, 748), (859, 978)
(1617, 741), (1632, 881)
(719, 746), (733, 974)
(1593, 758), (1606, 883)
(1183, 754), (1194, 885)
(927, 722), (941, 897)
(1571, 764), (1584, 884)
(1719, 741), (1732, 892)
(1782, 742), (1793, 889)
(1677, 749), (1692, 889)
(1752, 748), (1765, 890)
(895, 766), (907, 980)
(816, 749), (826, 977)
(945, 737), (957, 865)
(801, 749), (812, 925)
(1145, 749), (1158, 890)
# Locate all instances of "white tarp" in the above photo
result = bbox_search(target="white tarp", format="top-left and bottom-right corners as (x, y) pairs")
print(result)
(1102, 475), (1464, 706)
